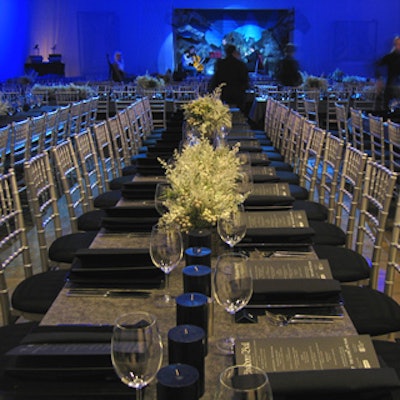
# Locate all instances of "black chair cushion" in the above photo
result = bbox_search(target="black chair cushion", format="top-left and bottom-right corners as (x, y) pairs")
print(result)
(289, 184), (309, 200)
(341, 285), (400, 336)
(77, 209), (106, 232)
(122, 165), (137, 176)
(48, 231), (98, 264)
(309, 221), (346, 246)
(275, 171), (300, 185)
(109, 175), (134, 190)
(11, 270), (68, 314)
(314, 245), (371, 282)
(93, 190), (121, 209)
(269, 161), (293, 172)
(292, 200), (328, 221)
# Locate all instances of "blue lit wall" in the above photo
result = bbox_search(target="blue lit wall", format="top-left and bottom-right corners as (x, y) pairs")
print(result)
(2, 0), (400, 80)
(0, 0), (30, 81)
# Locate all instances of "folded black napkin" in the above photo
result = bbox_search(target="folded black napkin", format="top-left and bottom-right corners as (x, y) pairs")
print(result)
(121, 182), (158, 200)
(249, 278), (342, 306)
(241, 226), (315, 245)
(105, 205), (158, 218)
(232, 369), (400, 397)
(244, 194), (295, 207)
(68, 248), (164, 288)
(101, 216), (158, 232)
(252, 173), (280, 183)
(2, 325), (133, 398)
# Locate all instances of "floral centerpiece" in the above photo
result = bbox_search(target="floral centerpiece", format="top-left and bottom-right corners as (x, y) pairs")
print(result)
(182, 85), (232, 139)
(135, 74), (165, 90)
(303, 74), (328, 91)
(158, 136), (245, 232)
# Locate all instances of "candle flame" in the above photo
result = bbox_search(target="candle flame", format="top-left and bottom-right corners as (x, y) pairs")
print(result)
(175, 368), (180, 377)
(184, 328), (189, 334)
(194, 266), (199, 272)
(194, 247), (202, 255)
(190, 293), (194, 301)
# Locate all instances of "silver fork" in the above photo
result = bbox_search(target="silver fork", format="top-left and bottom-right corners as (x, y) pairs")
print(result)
(265, 310), (341, 326)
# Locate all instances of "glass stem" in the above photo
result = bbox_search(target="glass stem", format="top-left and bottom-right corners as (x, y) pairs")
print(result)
(136, 388), (144, 400)
(164, 272), (170, 294)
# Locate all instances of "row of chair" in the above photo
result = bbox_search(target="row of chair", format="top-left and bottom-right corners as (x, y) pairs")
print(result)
(263, 97), (400, 337)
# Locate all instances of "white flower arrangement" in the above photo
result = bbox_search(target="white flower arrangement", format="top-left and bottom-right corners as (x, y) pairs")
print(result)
(182, 85), (232, 139)
(158, 137), (245, 232)
(302, 74), (328, 91)
(0, 100), (12, 116)
(135, 74), (165, 90)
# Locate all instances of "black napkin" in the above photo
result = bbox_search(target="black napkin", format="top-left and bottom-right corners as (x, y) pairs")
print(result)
(252, 173), (280, 183)
(68, 248), (164, 288)
(121, 182), (157, 200)
(249, 278), (342, 306)
(101, 216), (158, 231)
(241, 226), (315, 245)
(2, 325), (133, 398)
(105, 206), (158, 219)
(244, 194), (295, 207)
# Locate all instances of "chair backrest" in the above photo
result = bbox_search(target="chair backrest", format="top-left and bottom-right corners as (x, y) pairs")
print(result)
(52, 140), (89, 232)
(68, 101), (83, 136)
(304, 98), (319, 126)
(106, 114), (130, 174)
(126, 103), (143, 151)
(281, 109), (304, 166)
(74, 129), (105, 209)
(0, 169), (32, 324)
(43, 109), (59, 149)
(335, 102), (350, 142)
(141, 96), (156, 133)
(263, 98), (277, 135)
(334, 144), (368, 247)
(117, 108), (137, 156)
(9, 119), (31, 172)
(325, 93), (349, 132)
(299, 125), (326, 200)
(92, 120), (118, 189)
(355, 159), (397, 289)
(24, 153), (63, 272)
(349, 107), (366, 153)
(368, 113), (386, 165)
(0, 124), (11, 175)
(29, 113), (46, 156)
(387, 119), (400, 175)
(385, 194), (400, 297)
(318, 134), (345, 223)
(271, 102), (290, 150)
(55, 104), (71, 143)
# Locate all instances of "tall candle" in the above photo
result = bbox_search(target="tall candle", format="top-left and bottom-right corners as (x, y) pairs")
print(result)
(156, 363), (199, 400)
(168, 325), (205, 397)
(185, 247), (211, 267)
(176, 292), (209, 355)
(183, 265), (211, 297)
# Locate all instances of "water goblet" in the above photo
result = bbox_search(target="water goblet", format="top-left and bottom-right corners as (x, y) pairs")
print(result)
(111, 312), (163, 400)
(217, 205), (247, 249)
(213, 253), (253, 354)
(154, 183), (170, 216)
(150, 223), (183, 307)
(215, 364), (273, 400)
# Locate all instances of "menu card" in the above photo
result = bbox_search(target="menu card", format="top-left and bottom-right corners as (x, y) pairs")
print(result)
(235, 335), (380, 373)
(248, 259), (333, 280)
(251, 183), (290, 197)
(251, 166), (277, 176)
(245, 210), (309, 229)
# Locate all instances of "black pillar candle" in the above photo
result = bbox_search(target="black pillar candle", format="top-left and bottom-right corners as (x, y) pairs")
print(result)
(168, 325), (205, 397)
(184, 247), (211, 267)
(182, 265), (212, 297)
(176, 292), (209, 355)
(156, 363), (199, 400)
(187, 229), (212, 249)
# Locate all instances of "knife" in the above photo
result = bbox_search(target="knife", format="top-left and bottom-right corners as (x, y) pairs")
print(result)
(67, 289), (151, 298)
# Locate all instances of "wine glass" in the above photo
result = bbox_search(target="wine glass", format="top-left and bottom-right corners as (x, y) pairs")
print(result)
(154, 183), (170, 216)
(215, 365), (273, 400)
(213, 253), (253, 354)
(111, 312), (163, 400)
(237, 164), (254, 199)
(217, 205), (247, 249)
(150, 223), (183, 307)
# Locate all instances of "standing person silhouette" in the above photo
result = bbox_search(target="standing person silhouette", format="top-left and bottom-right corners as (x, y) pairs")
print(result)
(376, 36), (400, 111)
(210, 44), (249, 111)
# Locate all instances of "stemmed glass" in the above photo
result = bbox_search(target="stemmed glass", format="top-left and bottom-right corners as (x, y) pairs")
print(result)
(213, 253), (253, 354)
(237, 163), (254, 198)
(154, 183), (170, 216)
(150, 223), (183, 307)
(111, 312), (163, 400)
(217, 204), (247, 249)
(215, 365), (273, 400)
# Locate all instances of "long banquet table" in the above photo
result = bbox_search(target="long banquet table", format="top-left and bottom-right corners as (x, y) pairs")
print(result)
(41, 220), (357, 399)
